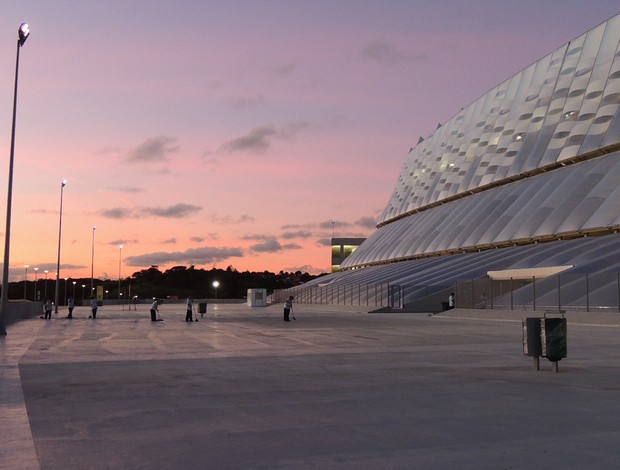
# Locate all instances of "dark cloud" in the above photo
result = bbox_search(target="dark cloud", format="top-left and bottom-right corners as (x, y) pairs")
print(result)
(210, 213), (255, 224)
(29, 262), (85, 273)
(163, 238), (177, 244)
(280, 223), (315, 230)
(281, 230), (313, 239)
(109, 239), (136, 246)
(142, 203), (202, 218)
(220, 122), (309, 154)
(101, 207), (133, 219)
(243, 234), (302, 253)
(222, 126), (277, 153)
(190, 236), (205, 243)
(355, 216), (377, 229)
(125, 246), (244, 267)
(101, 204), (202, 220)
(250, 237), (282, 253)
(242, 234), (271, 241)
(361, 40), (428, 64)
(319, 220), (351, 230)
(127, 136), (179, 162)
(317, 238), (332, 247)
(282, 243), (302, 250)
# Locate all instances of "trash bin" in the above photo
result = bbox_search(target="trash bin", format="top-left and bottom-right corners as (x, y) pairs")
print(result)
(542, 316), (567, 363)
(199, 303), (207, 314)
(523, 317), (543, 358)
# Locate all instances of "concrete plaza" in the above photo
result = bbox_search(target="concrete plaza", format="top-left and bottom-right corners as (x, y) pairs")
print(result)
(1, 303), (619, 469)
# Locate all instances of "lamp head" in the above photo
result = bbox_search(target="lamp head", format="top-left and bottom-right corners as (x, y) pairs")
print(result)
(18, 23), (30, 46)
(61, 179), (67, 187)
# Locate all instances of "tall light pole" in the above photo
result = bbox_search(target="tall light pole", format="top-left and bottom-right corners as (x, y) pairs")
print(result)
(0, 22), (30, 335)
(72, 281), (76, 301)
(118, 244), (123, 302)
(44, 270), (49, 299)
(64, 278), (68, 305)
(23, 264), (29, 299)
(91, 225), (96, 296)
(81, 284), (85, 305)
(33, 267), (38, 301)
(213, 280), (219, 299)
(54, 179), (67, 313)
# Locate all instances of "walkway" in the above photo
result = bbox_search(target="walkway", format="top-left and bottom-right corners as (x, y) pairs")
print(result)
(1, 304), (619, 469)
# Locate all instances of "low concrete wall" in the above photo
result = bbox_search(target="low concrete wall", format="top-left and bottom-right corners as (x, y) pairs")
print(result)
(4, 301), (43, 325)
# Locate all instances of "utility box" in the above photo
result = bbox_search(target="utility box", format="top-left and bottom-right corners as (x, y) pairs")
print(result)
(247, 288), (267, 307)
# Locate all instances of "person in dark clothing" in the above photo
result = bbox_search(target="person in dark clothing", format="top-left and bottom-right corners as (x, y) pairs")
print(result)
(185, 296), (194, 322)
(67, 297), (75, 318)
(90, 297), (98, 319)
(43, 299), (53, 319)
(283, 296), (294, 321)
(150, 299), (160, 322)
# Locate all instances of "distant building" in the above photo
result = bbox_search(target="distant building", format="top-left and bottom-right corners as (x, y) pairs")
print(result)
(331, 238), (365, 272)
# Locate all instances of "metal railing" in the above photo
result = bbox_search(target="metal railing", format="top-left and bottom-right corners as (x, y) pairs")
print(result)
(273, 283), (403, 309)
(456, 272), (620, 312)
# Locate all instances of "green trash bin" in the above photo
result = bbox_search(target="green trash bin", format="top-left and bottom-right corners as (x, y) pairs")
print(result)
(542, 317), (567, 363)
(199, 303), (207, 315)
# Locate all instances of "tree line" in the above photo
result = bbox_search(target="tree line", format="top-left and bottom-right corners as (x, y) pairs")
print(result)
(10, 265), (323, 303)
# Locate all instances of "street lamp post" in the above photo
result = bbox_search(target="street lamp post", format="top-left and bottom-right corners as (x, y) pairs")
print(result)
(81, 284), (85, 305)
(91, 225), (96, 296)
(118, 244), (123, 303)
(54, 179), (67, 313)
(33, 267), (38, 301)
(64, 278), (68, 305)
(72, 281), (76, 301)
(213, 280), (219, 299)
(0, 22), (30, 335)
(23, 264), (29, 299)
(44, 270), (49, 299)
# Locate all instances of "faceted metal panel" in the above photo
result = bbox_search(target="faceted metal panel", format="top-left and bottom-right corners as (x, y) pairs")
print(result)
(344, 153), (620, 268)
(344, 15), (620, 270)
(380, 14), (620, 226)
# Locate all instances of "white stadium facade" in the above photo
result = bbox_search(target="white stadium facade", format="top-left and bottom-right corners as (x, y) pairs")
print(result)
(281, 14), (620, 312)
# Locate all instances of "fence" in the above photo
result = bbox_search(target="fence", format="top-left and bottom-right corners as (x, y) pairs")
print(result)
(456, 272), (620, 312)
(273, 283), (403, 309)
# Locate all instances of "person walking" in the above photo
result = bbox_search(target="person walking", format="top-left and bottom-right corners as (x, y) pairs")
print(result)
(67, 297), (75, 318)
(185, 296), (194, 322)
(43, 299), (53, 320)
(150, 299), (160, 322)
(283, 296), (294, 321)
(90, 296), (98, 319)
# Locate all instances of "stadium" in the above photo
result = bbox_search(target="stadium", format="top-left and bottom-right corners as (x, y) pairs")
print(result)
(280, 13), (620, 312)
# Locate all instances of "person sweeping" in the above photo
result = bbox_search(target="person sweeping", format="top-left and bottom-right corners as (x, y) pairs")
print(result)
(283, 296), (294, 321)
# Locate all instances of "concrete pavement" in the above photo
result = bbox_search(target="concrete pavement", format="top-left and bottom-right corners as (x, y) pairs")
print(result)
(1, 303), (620, 469)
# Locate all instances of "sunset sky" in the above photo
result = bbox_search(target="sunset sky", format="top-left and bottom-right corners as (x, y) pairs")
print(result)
(0, 1), (618, 282)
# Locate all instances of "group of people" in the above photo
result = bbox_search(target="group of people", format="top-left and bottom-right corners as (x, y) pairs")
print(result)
(41, 295), (298, 323)
(149, 296), (198, 322)
(42, 296), (98, 319)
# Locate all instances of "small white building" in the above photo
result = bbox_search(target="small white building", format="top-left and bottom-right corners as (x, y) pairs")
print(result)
(247, 288), (267, 307)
